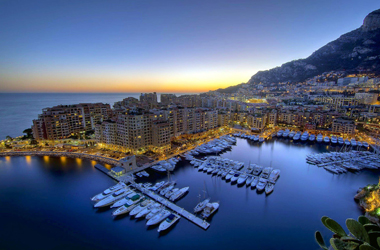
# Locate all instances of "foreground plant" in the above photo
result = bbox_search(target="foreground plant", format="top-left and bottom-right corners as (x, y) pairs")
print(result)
(315, 216), (380, 250)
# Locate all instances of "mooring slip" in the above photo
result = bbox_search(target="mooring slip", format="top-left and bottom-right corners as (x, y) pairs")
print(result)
(132, 183), (210, 230)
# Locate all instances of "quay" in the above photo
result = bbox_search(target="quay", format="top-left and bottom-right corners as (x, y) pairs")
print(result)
(132, 183), (210, 230)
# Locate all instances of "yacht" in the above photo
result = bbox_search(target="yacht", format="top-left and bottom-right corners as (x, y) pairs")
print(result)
(194, 198), (211, 213)
(331, 136), (338, 144)
(324, 136), (330, 143)
(169, 187), (189, 201)
(225, 170), (235, 181)
(351, 139), (357, 147)
(146, 206), (164, 220)
(259, 137), (265, 143)
(277, 130), (284, 137)
(338, 137), (344, 145)
(160, 184), (175, 196)
(363, 142), (369, 148)
(151, 165), (166, 172)
(250, 177), (259, 189)
(316, 134), (323, 143)
(309, 134), (316, 142)
(112, 195), (145, 216)
(345, 139), (351, 146)
(201, 202), (219, 218)
(146, 210), (171, 226)
(158, 214), (180, 232)
(150, 181), (166, 192)
(293, 131), (301, 141)
(130, 199), (153, 217)
(246, 175), (254, 187)
(246, 164), (254, 174)
(135, 203), (160, 219)
(91, 182), (126, 202)
(357, 141), (363, 147)
(231, 173), (240, 183)
(261, 167), (273, 179)
(165, 188), (179, 198)
(94, 189), (129, 208)
(256, 178), (268, 192)
(268, 169), (280, 182)
(237, 173), (248, 185)
(300, 131), (309, 141)
(111, 191), (137, 208)
(254, 135), (260, 141)
(283, 129), (290, 138)
(265, 182), (275, 194)
(252, 165), (263, 176)
(289, 131), (296, 138)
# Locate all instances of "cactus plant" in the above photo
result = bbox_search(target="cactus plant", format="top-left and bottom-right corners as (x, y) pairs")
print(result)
(315, 216), (380, 250)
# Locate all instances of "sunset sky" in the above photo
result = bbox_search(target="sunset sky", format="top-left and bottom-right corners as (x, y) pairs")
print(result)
(0, 0), (379, 93)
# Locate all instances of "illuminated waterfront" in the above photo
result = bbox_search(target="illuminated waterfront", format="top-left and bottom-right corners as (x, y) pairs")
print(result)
(0, 138), (378, 250)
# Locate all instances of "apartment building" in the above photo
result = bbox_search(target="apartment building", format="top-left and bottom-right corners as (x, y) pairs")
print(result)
(247, 114), (267, 130)
(332, 118), (356, 135)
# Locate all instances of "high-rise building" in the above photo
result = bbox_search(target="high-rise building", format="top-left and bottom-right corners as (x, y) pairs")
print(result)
(332, 118), (356, 135)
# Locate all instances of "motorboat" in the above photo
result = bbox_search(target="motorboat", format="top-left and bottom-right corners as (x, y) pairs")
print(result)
(230, 173), (240, 183)
(146, 210), (171, 226)
(146, 206), (164, 220)
(265, 182), (275, 194)
(338, 137), (344, 145)
(351, 139), (357, 147)
(277, 130), (284, 137)
(91, 182), (126, 202)
(225, 170), (235, 181)
(169, 187), (189, 201)
(246, 176), (254, 187)
(293, 131), (301, 141)
(289, 131), (295, 138)
(194, 198), (211, 213)
(316, 134), (323, 143)
(160, 184), (175, 196)
(363, 142), (369, 148)
(309, 134), (316, 142)
(237, 173), (248, 185)
(256, 178), (268, 192)
(250, 177), (259, 188)
(357, 141), (363, 147)
(135, 203), (160, 219)
(130, 199), (153, 216)
(254, 135), (259, 141)
(259, 137), (265, 143)
(261, 167), (273, 179)
(331, 136), (337, 144)
(252, 165), (263, 176)
(94, 189), (130, 208)
(300, 131), (309, 141)
(201, 202), (219, 218)
(324, 136), (330, 143)
(268, 169), (280, 182)
(111, 191), (137, 208)
(112, 195), (145, 216)
(345, 139), (350, 146)
(283, 129), (290, 138)
(158, 214), (180, 232)
(165, 188), (179, 198)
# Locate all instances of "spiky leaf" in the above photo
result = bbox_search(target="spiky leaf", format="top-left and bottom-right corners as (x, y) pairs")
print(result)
(346, 218), (370, 243)
(368, 232), (380, 247)
(359, 244), (378, 250)
(377, 237), (380, 248)
(325, 218), (347, 237)
(364, 224), (380, 233)
(330, 238), (359, 250)
(315, 231), (327, 250)
(359, 216), (371, 225)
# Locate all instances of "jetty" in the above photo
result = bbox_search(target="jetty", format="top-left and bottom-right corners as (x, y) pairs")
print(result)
(132, 183), (210, 230)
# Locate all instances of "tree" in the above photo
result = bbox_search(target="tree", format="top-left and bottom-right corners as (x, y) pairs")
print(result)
(5, 135), (13, 141)
(23, 128), (33, 138)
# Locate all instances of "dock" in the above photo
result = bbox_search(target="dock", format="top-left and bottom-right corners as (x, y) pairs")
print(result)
(132, 183), (210, 230)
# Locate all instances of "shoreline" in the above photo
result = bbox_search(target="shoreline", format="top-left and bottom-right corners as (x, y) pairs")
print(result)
(0, 151), (120, 167)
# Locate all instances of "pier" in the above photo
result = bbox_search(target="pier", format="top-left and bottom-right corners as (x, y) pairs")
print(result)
(132, 183), (210, 230)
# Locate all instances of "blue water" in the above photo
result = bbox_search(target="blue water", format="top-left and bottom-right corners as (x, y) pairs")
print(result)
(0, 139), (378, 250)
(0, 93), (192, 140)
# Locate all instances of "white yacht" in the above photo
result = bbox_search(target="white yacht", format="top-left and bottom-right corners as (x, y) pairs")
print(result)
(91, 182), (126, 202)
(230, 173), (240, 183)
(250, 177), (259, 188)
(201, 202), (219, 218)
(169, 187), (189, 201)
(130, 199), (153, 217)
(268, 169), (280, 182)
(237, 173), (248, 185)
(277, 130), (284, 137)
(289, 131), (296, 138)
(300, 131), (309, 141)
(194, 198), (211, 213)
(265, 183), (275, 194)
(246, 176), (254, 187)
(112, 195), (145, 216)
(283, 129), (290, 138)
(225, 170), (235, 180)
(165, 188), (179, 198)
(309, 134), (316, 142)
(146, 206), (164, 220)
(135, 203), (160, 219)
(293, 131), (301, 141)
(254, 135), (260, 141)
(351, 139), (357, 147)
(256, 178), (268, 192)
(252, 165), (263, 176)
(357, 141), (363, 147)
(160, 184), (175, 196)
(345, 139), (351, 146)
(94, 189), (129, 208)
(259, 137), (265, 143)
(151, 165), (166, 172)
(261, 167), (273, 179)
(146, 210), (171, 226)
(246, 164), (254, 174)
(324, 136), (330, 143)
(158, 214), (180, 232)
(316, 134), (323, 143)
(363, 142), (369, 148)
(331, 136), (338, 144)
(111, 191), (137, 208)
(338, 137), (344, 144)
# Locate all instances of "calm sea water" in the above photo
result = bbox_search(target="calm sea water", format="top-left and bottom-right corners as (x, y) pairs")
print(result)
(0, 93), (193, 140)
(0, 139), (378, 250)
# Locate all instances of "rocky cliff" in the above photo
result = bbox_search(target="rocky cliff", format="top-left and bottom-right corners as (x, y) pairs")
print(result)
(247, 9), (380, 84)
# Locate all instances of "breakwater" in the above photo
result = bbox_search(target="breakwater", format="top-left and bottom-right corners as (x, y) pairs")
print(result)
(0, 151), (120, 167)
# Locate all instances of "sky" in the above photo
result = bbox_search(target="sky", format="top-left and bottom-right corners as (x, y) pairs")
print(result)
(0, 0), (379, 93)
